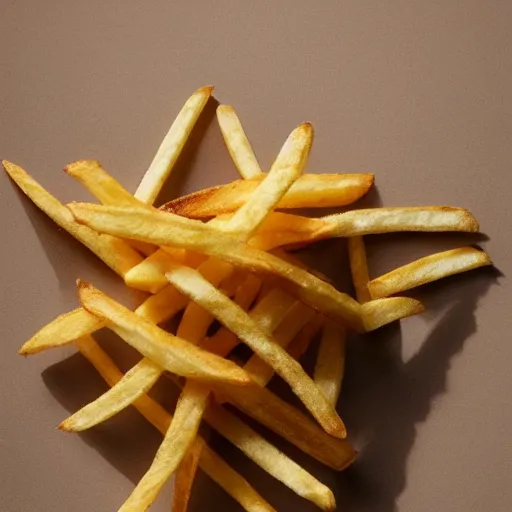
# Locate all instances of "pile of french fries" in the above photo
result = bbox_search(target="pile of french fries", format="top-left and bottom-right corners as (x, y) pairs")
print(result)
(6, 86), (492, 512)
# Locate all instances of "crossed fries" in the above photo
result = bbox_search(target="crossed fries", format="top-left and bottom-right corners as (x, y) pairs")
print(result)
(6, 85), (491, 512)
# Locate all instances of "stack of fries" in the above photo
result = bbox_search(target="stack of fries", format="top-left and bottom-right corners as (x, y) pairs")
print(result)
(6, 86), (492, 512)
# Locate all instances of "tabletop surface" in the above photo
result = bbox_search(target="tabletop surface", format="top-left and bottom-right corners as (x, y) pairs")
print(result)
(1, 2), (511, 511)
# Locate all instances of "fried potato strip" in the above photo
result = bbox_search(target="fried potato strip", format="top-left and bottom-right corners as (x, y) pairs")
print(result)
(368, 247), (492, 298)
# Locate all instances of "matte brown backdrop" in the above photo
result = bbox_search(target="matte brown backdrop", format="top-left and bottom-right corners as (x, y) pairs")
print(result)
(1, 1), (510, 511)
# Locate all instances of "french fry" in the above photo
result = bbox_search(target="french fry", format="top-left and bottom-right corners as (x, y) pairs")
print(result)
(74, 336), (275, 512)
(217, 383), (356, 470)
(171, 442), (202, 512)
(362, 297), (425, 331)
(368, 246), (492, 299)
(162, 173), (375, 217)
(135, 86), (213, 205)
(19, 308), (102, 355)
(78, 281), (251, 385)
(166, 265), (347, 437)
(59, 357), (163, 432)
(3, 160), (143, 277)
(64, 160), (156, 256)
(118, 380), (208, 512)
(65, 160), (147, 207)
(314, 321), (346, 406)
(217, 105), (263, 179)
(68, 204), (364, 330)
(348, 236), (372, 303)
(204, 403), (336, 511)
(324, 206), (479, 236)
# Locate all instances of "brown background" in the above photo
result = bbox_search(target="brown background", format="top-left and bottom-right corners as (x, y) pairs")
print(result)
(1, 1), (511, 511)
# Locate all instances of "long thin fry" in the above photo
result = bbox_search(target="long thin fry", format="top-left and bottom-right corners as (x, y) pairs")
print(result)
(78, 281), (250, 385)
(68, 204), (364, 330)
(166, 265), (347, 437)
(324, 206), (479, 236)
(217, 383), (356, 470)
(74, 337), (275, 512)
(162, 173), (374, 217)
(171, 442), (202, 512)
(118, 380), (208, 512)
(204, 403), (336, 511)
(348, 236), (371, 303)
(135, 86), (213, 205)
(64, 159), (155, 256)
(59, 357), (162, 431)
(362, 297), (425, 331)
(3, 160), (143, 277)
(217, 105), (263, 179)
(368, 247), (492, 299)
(314, 321), (346, 406)
(19, 308), (102, 355)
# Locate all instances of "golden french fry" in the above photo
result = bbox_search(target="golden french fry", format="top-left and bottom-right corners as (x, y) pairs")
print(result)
(68, 204), (364, 330)
(165, 265), (347, 437)
(348, 236), (372, 303)
(3, 160), (143, 277)
(78, 281), (251, 385)
(204, 402), (336, 511)
(362, 297), (425, 331)
(368, 247), (492, 299)
(74, 336), (274, 512)
(118, 380), (208, 512)
(171, 442), (202, 512)
(64, 160), (156, 256)
(324, 206), (479, 236)
(314, 321), (346, 406)
(217, 105), (263, 179)
(19, 308), (102, 355)
(217, 383), (356, 470)
(60, 358), (163, 431)
(135, 86), (213, 205)
(162, 173), (374, 217)
(65, 160), (146, 207)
